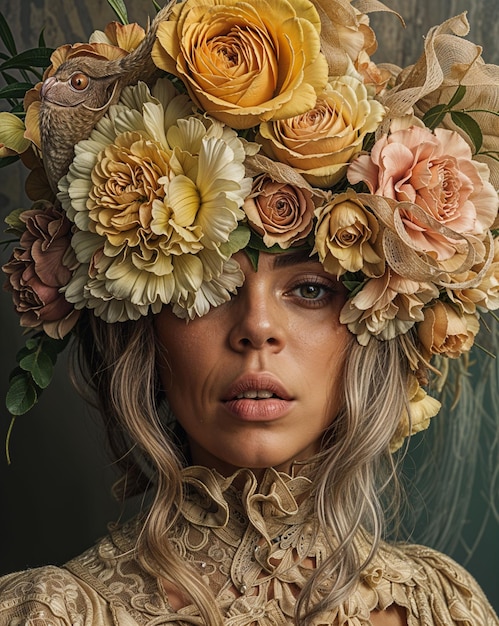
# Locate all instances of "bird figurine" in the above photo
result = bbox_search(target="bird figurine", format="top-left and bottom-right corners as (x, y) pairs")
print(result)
(39, 1), (175, 193)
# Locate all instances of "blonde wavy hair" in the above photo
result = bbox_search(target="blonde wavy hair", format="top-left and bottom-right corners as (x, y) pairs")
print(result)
(74, 308), (412, 625)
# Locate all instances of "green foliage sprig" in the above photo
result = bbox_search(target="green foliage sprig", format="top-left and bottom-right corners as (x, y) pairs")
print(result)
(422, 84), (499, 161)
(5, 333), (70, 463)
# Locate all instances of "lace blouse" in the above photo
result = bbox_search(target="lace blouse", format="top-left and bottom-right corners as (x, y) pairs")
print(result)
(0, 465), (497, 625)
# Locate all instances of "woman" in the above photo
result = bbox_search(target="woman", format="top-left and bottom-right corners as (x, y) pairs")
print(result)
(0, 0), (498, 623)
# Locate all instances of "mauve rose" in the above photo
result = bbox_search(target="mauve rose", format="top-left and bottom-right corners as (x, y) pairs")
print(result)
(3, 202), (79, 339)
(243, 174), (316, 249)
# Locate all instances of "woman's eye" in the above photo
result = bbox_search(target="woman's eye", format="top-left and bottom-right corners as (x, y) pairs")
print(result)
(290, 281), (333, 303)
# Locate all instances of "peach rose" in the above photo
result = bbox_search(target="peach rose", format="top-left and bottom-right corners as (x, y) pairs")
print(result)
(243, 174), (316, 249)
(152, 0), (328, 129)
(313, 190), (384, 278)
(418, 301), (480, 359)
(340, 268), (439, 345)
(258, 75), (385, 188)
(2, 202), (79, 339)
(348, 125), (498, 261)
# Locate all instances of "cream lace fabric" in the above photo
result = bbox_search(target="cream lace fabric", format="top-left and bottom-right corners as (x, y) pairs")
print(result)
(0, 466), (497, 625)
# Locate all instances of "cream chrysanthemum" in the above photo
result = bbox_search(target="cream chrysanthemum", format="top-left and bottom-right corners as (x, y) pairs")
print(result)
(59, 78), (253, 321)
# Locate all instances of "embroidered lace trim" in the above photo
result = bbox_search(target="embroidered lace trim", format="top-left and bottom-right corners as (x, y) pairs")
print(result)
(0, 466), (498, 625)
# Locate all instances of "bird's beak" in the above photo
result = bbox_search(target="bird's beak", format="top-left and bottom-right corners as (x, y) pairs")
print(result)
(40, 76), (57, 100)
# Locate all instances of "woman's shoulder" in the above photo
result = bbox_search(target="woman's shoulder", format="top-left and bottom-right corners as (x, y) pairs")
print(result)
(0, 563), (103, 625)
(0, 521), (166, 626)
(361, 540), (499, 625)
(0, 522), (139, 625)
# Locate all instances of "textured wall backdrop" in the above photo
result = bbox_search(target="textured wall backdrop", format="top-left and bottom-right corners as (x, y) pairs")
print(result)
(0, 0), (498, 609)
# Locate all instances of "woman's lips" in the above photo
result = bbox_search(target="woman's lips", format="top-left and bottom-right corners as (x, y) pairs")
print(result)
(222, 374), (295, 421)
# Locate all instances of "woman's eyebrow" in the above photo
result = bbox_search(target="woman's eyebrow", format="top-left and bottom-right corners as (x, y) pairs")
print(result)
(273, 250), (318, 268)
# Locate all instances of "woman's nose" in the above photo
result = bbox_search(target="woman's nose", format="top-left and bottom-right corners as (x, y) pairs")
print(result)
(228, 285), (286, 353)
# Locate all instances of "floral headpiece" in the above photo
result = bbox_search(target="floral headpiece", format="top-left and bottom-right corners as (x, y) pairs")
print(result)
(1, 0), (498, 451)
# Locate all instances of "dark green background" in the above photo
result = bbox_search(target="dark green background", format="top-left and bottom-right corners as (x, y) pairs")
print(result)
(0, 0), (498, 612)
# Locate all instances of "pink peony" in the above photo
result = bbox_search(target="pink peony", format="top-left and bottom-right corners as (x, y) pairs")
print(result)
(347, 125), (498, 261)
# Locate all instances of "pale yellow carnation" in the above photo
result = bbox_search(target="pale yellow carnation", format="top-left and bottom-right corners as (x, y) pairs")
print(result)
(259, 75), (385, 188)
(60, 78), (253, 321)
(152, 0), (328, 129)
(314, 190), (384, 278)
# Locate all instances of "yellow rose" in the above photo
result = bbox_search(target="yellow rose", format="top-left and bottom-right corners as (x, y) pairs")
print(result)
(258, 75), (385, 187)
(152, 0), (328, 129)
(390, 375), (441, 453)
(313, 190), (384, 278)
(418, 301), (480, 360)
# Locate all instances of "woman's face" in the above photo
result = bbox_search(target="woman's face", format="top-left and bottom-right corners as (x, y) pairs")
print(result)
(155, 251), (351, 476)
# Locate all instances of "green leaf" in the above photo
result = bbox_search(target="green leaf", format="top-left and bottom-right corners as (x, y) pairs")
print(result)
(341, 271), (365, 297)
(247, 231), (283, 253)
(25, 337), (40, 351)
(107, 0), (129, 24)
(38, 29), (47, 49)
(41, 335), (71, 361)
(0, 47), (54, 72)
(19, 350), (54, 389)
(19, 351), (54, 389)
(0, 12), (17, 56)
(4, 207), (26, 236)
(0, 155), (19, 168)
(1, 71), (19, 85)
(15, 346), (32, 364)
(447, 84), (466, 109)
(0, 82), (33, 100)
(422, 104), (447, 130)
(6, 373), (38, 415)
(220, 224), (251, 256)
(244, 247), (260, 271)
(450, 111), (483, 153)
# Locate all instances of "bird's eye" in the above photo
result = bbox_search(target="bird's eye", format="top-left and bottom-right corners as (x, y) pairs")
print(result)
(69, 72), (89, 91)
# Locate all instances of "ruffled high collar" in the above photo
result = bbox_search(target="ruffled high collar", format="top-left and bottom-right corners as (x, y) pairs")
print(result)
(179, 465), (315, 572)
